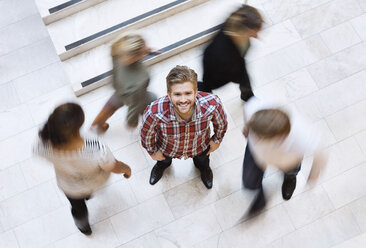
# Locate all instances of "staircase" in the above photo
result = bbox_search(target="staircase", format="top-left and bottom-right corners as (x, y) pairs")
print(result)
(35, 0), (248, 96)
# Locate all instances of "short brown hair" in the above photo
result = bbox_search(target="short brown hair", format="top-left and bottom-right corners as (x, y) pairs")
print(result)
(247, 109), (290, 138)
(224, 5), (263, 34)
(166, 65), (198, 92)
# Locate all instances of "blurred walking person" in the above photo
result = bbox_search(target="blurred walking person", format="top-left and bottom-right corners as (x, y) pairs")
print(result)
(242, 97), (328, 214)
(91, 32), (157, 133)
(34, 103), (131, 235)
(199, 4), (263, 101)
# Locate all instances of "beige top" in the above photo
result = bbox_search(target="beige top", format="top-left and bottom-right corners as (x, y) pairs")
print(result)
(244, 97), (322, 172)
(34, 137), (115, 198)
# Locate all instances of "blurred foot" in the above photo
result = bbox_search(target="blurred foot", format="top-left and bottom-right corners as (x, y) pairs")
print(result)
(282, 176), (296, 200)
(248, 188), (266, 215)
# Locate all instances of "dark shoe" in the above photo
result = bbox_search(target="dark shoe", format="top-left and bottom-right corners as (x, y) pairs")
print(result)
(149, 164), (166, 185)
(282, 176), (297, 200)
(73, 216), (92, 235)
(200, 167), (213, 189)
(248, 188), (266, 215)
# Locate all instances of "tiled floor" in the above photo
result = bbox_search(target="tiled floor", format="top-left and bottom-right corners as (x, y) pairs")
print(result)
(1, 0), (366, 247)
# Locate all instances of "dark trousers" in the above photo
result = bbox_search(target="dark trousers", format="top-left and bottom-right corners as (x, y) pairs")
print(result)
(156, 148), (210, 171)
(66, 195), (89, 220)
(242, 144), (301, 190)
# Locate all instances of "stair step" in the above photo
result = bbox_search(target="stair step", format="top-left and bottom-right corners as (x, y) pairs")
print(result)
(62, 0), (243, 95)
(46, 0), (212, 60)
(36, 0), (107, 25)
(73, 24), (221, 96)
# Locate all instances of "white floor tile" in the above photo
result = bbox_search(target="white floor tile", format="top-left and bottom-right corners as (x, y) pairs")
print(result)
(0, 82), (20, 111)
(296, 71), (366, 121)
(26, 86), (76, 125)
(12, 62), (69, 103)
(0, 230), (19, 248)
(348, 196), (366, 232)
(320, 22), (362, 53)
(110, 195), (174, 245)
(213, 190), (257, 230)
(113, 142), (150, 174)
(307, 42), (366, 88)
(52, 219), (120, 248)
(0, 181), (63, 230)
(117, 231), (162, 248)
(164, 177), (220, 219)
(0, 127), (38, 170)
(0, 103), (35, 141)
(13, 205), (76, 248)
(262, 0), (330, 24)
(351, 13), (366, 41)
(323, 162), (366, 208)
(209, 128), (246, 169)
(213, 157), (243, 198)
(0, 0), (38, 29)
(291, 0), (363, 38)
(248, 35), (330, 87)
(193, 233), (229, 248)
(283, 185), (335, 229)
(87, 180), (138, 224)
(255, 68), (318, 104)
(0, 163), (28, 201)
(333, 232), (366, 248)
(316, 137), (366, 182)
(19, 156), (55, 188)
(326, 99), (366, 140)
(359, 0), (366, 12)
(271, 206), (361, 248)
(0, 14), (48, 57)
(0, 38), (59, 85)
(222, 205), (295, 248)
(154, 205), (222, 247)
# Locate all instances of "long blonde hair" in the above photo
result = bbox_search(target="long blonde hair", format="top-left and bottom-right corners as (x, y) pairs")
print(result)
(224, 5), (263, 35)
(111, 32), (146, 58)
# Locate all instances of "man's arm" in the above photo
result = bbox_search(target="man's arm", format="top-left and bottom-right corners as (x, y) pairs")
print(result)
(308, 150), (328, 184)
(208, 97), (228, 154)
(141, 107), (158, 155)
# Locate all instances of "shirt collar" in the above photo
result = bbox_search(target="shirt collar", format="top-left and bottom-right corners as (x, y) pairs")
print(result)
(168, 97), (203, 122)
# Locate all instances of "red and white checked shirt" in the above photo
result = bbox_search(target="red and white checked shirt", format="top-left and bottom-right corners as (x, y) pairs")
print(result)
(140, 92), (228, 159)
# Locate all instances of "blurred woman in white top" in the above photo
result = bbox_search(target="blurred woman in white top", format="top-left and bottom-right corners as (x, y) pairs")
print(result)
(34, 103), (131, 235)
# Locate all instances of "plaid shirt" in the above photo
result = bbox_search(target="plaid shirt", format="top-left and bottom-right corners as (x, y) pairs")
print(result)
(140, 92), (228, 159)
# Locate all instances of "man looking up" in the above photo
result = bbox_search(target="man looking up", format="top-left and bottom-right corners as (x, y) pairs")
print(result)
(141, 65), (228, 189)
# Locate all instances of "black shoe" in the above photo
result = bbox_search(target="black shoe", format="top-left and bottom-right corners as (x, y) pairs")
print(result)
(248, 188), (266, 215)
(149, 164), (166, 185)
(200, 167), (213, 189)
(282, 176), (297, 200)
(73, 216), (92, 235)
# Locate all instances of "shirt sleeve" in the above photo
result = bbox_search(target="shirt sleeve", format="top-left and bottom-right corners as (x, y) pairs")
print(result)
(210, 96), (228, 143)
(140, 106), (158, 155)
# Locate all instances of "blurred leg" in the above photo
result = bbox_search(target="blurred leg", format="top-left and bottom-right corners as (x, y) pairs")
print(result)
(91, 93), (124, 133)
(66, 196), (92, 235)
(193, 147), (212, 189)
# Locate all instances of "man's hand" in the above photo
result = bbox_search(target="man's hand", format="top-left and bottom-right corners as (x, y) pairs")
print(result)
(150, 150), (165, 161)
(123, 165), (131, 179)
(207, 140), (220, 155)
